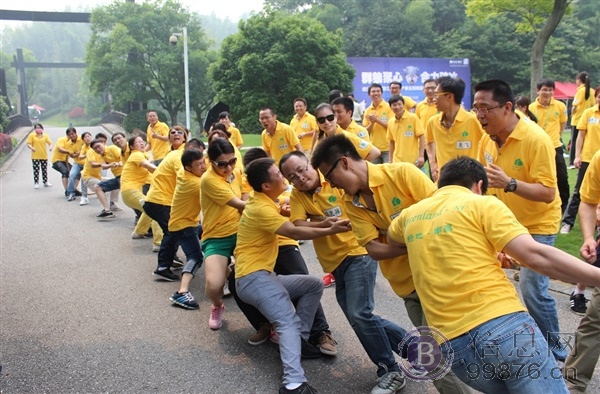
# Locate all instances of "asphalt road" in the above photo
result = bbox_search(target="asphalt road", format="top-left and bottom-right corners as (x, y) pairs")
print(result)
(1, 125), (599, 393)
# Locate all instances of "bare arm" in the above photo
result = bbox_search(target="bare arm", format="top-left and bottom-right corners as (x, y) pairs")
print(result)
(485, 163), (555, 203)
(388, 140), (395, 163)
(365, 145), (381, 162)
(574, 129), (586, 168)
(226, 196), (247, 214)
(426, 141), (438, 181)
(579, 202), (598, 263)
(292, 217), (341, 229)
(367, 238), (407, 260)
(294, 143), (304, 153)
(416, 135), (425, 168)
(140, 160), (157, 173)
(276, 218), (351, 240)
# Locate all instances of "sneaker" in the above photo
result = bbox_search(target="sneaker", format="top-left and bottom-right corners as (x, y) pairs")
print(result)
(323, 273), (335, 288)
(318, 332), (338, 356)
(79, 197), (89, 206)
(248, 323), (271, 346)
(152, 244), (161, 252)
(279, 382), (318, 394)
(66, 193), (76, 202)
(172, 256), (184, 268)
(209, 304), (224, 330)
(74, 190), (82, 196)
(34, 183), (39, 189)
(570, 292), (588, 315)
(371, 371), (406, 394)
(96, 209), (115, 219)
(301, 338), (322, 359)
(170, 291), (199, 309)
(110, 203), (123, 212)
(568, 165), (576, 170)
(131, 232), (146, 239)
(560, 224), (571, 235)
(223, 282), (231, 297)
(153, 268), (179, 281)
(43, 182), (52, 187)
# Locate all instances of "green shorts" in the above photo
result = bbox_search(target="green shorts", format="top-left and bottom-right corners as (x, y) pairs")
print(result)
(201, 234), (237, 258)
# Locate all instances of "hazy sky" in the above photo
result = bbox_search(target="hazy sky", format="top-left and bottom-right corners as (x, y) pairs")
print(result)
(1, 0), (265, 23)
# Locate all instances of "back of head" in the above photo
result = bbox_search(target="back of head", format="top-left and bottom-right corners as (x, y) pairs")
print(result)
(185, 138), (205, 151)
(311, 133), (362, 169)
(473, 79), (515, 110)
(437, 76), (465, 104)
(246, 157), (276, 192)
(577, 71), (592, 99)
(328, 89), (343, 103)
(438, 157), (488, 195)
(243, 147), (268, 168)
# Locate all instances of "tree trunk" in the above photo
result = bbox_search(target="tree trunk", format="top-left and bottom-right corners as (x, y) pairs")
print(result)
(530, 0), (569, 100)
(169, 110), (178, 126)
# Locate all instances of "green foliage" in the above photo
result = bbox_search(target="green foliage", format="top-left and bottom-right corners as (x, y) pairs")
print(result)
(88, 118), (102, 126)
(210, 11), (354, 133)
(465, 0), (555, 33)
(0, 97), (10, 132)
(122, 110), (168, 134)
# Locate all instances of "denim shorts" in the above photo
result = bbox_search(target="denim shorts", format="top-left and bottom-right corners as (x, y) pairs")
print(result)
(98, 176), (121, 192)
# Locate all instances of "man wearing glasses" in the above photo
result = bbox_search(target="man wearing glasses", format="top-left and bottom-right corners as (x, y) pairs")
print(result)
(260, 107), (303, 165)
(474, 79), (568, 363)
(425, 76), (483, 181)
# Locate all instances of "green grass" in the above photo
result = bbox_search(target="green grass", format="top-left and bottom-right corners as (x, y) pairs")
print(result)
(241, 133), (262, 148)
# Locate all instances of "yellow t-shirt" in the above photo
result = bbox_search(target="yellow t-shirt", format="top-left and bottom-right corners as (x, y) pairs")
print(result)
(82, 148), (101, 180)
(120, 150), (152, 191)
(68, 136), (85, 165)
(478, 118), (561, 234)
(51, 136), (70, 164)
(576, 105), (600, 163)
(425, 107), (484, 171)
(169, 166), (202, 232)
(387, 111), (424, 164)
(345, 120), (370, 141)
(27, 132), (52, 160)
(261, 121), (300, 165)
(146, 121), (170, 161)
(580, 150), (600, 204)
(402, 96), (416, 111)
(200, 167), (243, 239)
(276, 185), (299, 247)
(228, 125), (244, 148)
(315, 126), (374, 160)
(145, 150), (184, 206)
(363, 101), (392, 152)
(343, 162), (437, 297)
(415, 99), (438, 128)
(102, 145), (124, 177)
(388, 186), (528, 340)
(234, 192), (289, 278)
(528, 97), (568, 148)
(571, 86), (596, 126)
(290, 177), (367, 272)
(290, 112), (318, 151)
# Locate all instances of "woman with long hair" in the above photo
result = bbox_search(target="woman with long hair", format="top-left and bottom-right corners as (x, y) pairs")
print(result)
(515, 96), (538, 123)
(569, 72), (595, 168)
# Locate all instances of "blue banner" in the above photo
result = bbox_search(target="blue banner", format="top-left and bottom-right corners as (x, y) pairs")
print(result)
(346, 57), (471, 108)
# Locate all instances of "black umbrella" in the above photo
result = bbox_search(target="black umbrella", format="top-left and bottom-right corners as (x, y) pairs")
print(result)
(203, 102), (230, 132)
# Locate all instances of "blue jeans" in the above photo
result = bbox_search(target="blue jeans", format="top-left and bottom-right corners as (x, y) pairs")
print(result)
(445, 312), (568, 393)
(67, 163), (83, 195)
(170, 225), (203, 276)
(332, 254), (407, 377)
(520, 234), (568, 361)
(236, 271), (323, 385)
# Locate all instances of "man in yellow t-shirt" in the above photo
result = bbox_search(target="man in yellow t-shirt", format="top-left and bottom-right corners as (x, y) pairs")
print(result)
(416, 78), (439, 128)
(387, 95), (425, 166)
(388, 156), (598, 392)
(331, 97), (370, 140)
(65, 129), (86, 201)
(260, 107), (302, 165)
(568, 72), (595, 168)
(166, 148), (207, 310)
(528, 79), (570, 213)
(218, 111), (244, 148)
(280, 151), (411, 392)
(289, 98), (317, 155)
(363, 83), (392, 163)
(145, 110), (170, 165)
(474, 79), (567, 362)
(425, 76), (484, 182)
(234, 157), (350, 394)
(564, 149), (600, 392)
(52, 127), (80, 193)
(388, 81), (416, 111)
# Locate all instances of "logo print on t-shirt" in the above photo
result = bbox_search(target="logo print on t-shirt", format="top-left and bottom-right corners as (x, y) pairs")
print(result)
(392, 197), (401, 207)
(328, 195), (337, 203)
(461, 131), (469, 137)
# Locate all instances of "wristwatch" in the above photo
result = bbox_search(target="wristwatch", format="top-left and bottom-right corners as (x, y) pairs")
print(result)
(504, 178), (517, 193)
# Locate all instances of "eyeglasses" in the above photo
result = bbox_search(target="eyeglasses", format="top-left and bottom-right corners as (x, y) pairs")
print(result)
(323, 157), (342, 183)
(286, 166), (309, 184)
(170, 130), (185, 135)
(434, 92), (450, 98)
(316, 114), (336, 124)
(211, 157), (237, 169)
(471, 105), (502, 115)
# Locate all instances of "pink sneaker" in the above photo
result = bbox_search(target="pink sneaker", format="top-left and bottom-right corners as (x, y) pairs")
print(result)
(323, 273), (335, 287)
(209, 304), (224, 330)
(269, 326), (280, 344)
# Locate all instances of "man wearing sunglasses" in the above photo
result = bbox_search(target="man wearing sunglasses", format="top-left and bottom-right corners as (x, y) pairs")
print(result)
(260, 107), (303, 165)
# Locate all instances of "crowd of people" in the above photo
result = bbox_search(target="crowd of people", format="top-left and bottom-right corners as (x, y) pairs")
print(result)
(24, 75), (600, 394)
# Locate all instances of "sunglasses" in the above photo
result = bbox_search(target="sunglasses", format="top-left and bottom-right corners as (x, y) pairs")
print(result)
(170, 130), (185, 135)
(316, 114), (335, 124)
(211, 157), (237, 169)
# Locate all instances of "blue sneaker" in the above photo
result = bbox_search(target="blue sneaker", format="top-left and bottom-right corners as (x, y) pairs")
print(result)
(170, 291), (199, 309)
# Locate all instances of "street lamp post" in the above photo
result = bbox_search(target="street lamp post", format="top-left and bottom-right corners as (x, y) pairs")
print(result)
(169, 27), (190, 130)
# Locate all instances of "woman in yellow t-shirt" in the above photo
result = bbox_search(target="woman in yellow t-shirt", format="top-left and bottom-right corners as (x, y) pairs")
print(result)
(515, 96), (538, 123)
(121, 135), (162, 249)
(26, 123), (53, 188)
(569, 72), (595, 168)
(200, 138), (246, 330)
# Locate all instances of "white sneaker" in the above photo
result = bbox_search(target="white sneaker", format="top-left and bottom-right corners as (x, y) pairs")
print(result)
(152, 244), (161, 252)
(34, 183), (39, 189)
(560, 224), (571, 235)
(43, 182), (52, 187)
(79, 197), (89, 206)
(110, 203), (123, 212)
(223, 282), (231, 297)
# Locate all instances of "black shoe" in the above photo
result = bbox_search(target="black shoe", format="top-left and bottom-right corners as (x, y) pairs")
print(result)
(172, 256), (185, 268)
(96, 210), (115, 219)
(74, 190), (82, 197)
(301, 338), (322, 359)
(153, 268), (179, 281)
(279, 383), (318, 394)
(570, 292), (588, 315)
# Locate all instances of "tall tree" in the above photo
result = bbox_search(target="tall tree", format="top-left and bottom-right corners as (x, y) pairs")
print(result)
(86, 0), (216, 128)
(210, 11), (354, 133)
(465, 0), (571, 97)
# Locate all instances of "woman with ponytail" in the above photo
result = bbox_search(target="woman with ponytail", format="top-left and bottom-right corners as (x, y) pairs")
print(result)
(570, 72), (595, 168)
